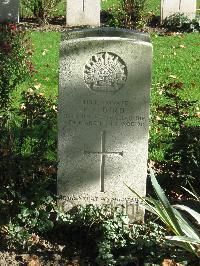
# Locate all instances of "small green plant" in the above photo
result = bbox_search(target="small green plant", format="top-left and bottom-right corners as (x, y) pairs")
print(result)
(0, 87), (57, 250)
(122, 0), (147, 28)
(163, 13), (200, 32)
(52, 204), (173, 265)
(0, 28), (58, 253)
(18, 88), (57, 160)
(3, 221), (31, 250)
(21, 0), (62, 23)
(0, 23), (33, 111)
(107, 0), (147, 29)
(0, 23), (35, 202)
(2, 192), (64, 250)
(150, 82), (200, 193)
(0, 87), (57, 201)
(127, 170), (200, 260)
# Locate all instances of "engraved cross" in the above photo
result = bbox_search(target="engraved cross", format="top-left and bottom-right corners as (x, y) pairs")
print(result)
(84, 131), (123, 192)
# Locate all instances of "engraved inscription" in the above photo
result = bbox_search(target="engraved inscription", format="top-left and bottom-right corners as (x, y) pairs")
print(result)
(65, 99), (146, 128)
(84, 52), (127, 92)
(66, 195), (139, 203)
(84, 131), (123, 192)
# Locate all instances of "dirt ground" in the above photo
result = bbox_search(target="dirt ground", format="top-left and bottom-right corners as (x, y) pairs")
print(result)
(0, 251), (80, 266)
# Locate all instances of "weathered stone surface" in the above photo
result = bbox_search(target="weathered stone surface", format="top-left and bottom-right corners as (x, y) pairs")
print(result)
(180, 0), (196, 19)
(0, 0), (19, 23)
(161, 0), (196, 22)
(58, 28), (152, 220)
(161, 0), (179, 22)
(66, 0), (100, 27)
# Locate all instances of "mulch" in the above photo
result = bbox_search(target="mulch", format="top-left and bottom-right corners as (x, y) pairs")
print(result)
(0, 251), (79, 265)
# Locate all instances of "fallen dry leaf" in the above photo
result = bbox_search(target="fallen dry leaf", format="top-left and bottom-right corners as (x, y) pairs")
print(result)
(34, 83), (42, 90)
(156, 115), (161, 121)
(164, 32), (177, 36)
(162, 259), (183, 266)
(169, 75), (177, 79)
(27, 255), (40, 266)
(195, 112), (200, 118)
(42, 49), (49, 56)
(29, 234), (40, 244)
(156, 127), (161, 133)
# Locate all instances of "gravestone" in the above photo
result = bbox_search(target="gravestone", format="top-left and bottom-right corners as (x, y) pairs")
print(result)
(180, 0), (196, 19)
(66, 0), (100, 27)
(0, 0), (19, 23)
(161, 0), (196, 22)
(58, 28), (152, 221)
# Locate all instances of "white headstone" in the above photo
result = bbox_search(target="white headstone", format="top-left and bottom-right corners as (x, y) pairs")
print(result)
(58, 28), (152, 221)
(180, 0), (196, 19)
(161, 0), (196, 22)
(0, 0), (19, 23)
(66, 0), (100, 27)
(161, 0), (179, 22)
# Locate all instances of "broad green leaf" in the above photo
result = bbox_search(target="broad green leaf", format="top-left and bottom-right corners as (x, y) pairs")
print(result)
(150, 169), (183, 235)
(166, 236), (200, 245)
(166, 238), (196, 254)
(125, 169), (200, 257)
(173, 208), (200, 240)
(182, 186), (200, 202)
(173, 204), (200, 224)
(145, 197), (172, 227)
(124, 183), (145, 203)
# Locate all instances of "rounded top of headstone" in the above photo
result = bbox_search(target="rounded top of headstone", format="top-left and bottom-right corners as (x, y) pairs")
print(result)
(62, 27), (150, 43)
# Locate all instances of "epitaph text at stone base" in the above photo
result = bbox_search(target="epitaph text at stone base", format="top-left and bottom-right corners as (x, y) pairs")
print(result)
(58, 28), (152, 221)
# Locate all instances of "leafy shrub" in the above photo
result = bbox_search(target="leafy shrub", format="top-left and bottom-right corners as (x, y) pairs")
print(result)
(107, 7), (127, 28)
(163, 13), (200, 32)
(0, 24), (58, 253)
(2, 193), (60, 250)
(150, 82), (200, 194)
(128, 170), (200, 263)
(21, 0), (62, 23)
(0, 23), (33, 111)
(0, 24), (36, 201)
(18, 88), (57, 160)
(0, 88), (55, 266)
(191, 16), (200, 32)
(0, 87), (57, 253)
(122, 0), (147, 27)
(0, 87), (57, 203)
(52, 205), (173, 265)
(107, 0), (147, 29)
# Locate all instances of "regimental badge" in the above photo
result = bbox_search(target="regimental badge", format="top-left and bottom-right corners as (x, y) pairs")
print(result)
(84, 52), (127, 92)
